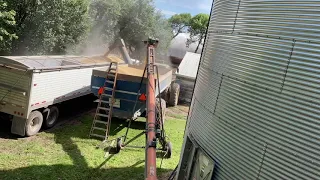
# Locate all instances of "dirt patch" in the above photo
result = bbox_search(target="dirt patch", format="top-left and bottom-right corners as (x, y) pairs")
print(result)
(166, 104), (190, 120)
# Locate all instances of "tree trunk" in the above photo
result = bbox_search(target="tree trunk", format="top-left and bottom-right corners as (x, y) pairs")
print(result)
(172, 32), (179, 39)
(172, 26), (186, 39)
(195, 35), (203, 53)
(194, 38), (202, 53)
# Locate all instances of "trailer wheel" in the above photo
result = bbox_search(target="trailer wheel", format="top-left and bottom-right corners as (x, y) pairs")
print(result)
(116, 137), (122, 153)
(25, 111), (43, 136)
(165, 141), (172, 158)
(168, 83), (180, 107)
(43, 106), (59, 128)
(156, 98), (166, 125)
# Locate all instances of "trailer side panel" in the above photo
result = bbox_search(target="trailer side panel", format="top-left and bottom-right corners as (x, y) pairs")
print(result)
(0, 67), (31, 118)
(29, 68), (94, 112)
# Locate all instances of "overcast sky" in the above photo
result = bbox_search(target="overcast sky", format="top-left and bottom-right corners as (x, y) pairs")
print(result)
(155, 0), (212, 17)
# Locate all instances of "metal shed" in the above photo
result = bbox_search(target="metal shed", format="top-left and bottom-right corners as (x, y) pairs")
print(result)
(177, 0), (320, 179)
(0, 55), (119, 136)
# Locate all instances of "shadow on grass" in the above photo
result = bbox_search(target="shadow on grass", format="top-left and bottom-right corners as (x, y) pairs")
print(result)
(108, 118), (146, 137)
(0, 164), (173, 180)
(0, 95), (174, 180)
(0, 119), (19, 140)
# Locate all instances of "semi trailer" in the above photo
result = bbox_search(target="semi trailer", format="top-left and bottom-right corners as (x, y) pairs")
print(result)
(0, 55), (121, 136)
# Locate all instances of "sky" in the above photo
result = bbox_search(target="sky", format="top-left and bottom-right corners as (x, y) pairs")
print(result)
(155, 0), (213, 17)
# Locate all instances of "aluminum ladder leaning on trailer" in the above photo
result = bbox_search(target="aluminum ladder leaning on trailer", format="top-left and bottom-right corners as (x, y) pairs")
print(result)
(89, 62), (118, 140)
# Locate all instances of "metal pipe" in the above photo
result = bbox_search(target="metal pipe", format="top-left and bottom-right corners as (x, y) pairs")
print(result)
(104, 38), (133, 65)
(145, 39), (158, 180)
(119, 39), (133, 65)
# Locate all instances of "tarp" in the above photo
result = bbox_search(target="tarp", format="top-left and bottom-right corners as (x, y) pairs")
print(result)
(0, 55), (124, 70)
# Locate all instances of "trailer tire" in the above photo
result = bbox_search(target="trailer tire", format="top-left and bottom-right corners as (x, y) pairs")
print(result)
(116, 137), (122, 154)
(156, 98), (166, 125)
(25, 111), (43, 136)
(165, 141), (172, 158)
(168, 83), (180, 107)
(43, 106), (59, 128)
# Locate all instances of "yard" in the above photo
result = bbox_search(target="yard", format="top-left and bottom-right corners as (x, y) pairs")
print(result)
(0, 97), (188, 180)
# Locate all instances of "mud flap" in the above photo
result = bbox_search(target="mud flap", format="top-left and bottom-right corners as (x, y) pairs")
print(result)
(11, 116), (26, 136)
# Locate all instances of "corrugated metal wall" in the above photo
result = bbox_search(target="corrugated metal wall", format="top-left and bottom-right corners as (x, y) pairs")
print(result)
(182, 0), (320, 179)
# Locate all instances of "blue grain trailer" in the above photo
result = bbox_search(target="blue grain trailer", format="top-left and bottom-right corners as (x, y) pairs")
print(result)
(91, 64), (176, 120)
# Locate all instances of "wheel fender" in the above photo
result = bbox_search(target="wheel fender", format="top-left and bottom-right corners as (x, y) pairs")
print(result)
(43, 108), (50, 120)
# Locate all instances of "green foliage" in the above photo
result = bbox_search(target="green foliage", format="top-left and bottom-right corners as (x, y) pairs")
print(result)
(0, 0), (172, 57)
(0, 107), (187, 179)
(6, 0), (90, 55)
(168, 13), (191, 39)
(0, 0), (17, 54)
(86, 0), (172, 59)
(187, 13), (209, 53)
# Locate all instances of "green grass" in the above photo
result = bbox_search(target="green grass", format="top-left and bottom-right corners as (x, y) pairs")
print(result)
(0, 111), (186, 180)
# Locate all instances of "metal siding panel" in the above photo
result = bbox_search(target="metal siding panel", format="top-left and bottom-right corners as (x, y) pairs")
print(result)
(0, 68), (30, 107)
(30, 68), (93, 106)
(234, 0), (320, 42)
(193, 68), (221, 112)
(189, 99), (263, 180)
(209, 0), (240, 32)
(283, 41), (320, 103)
(202, 34), (293, 92)
(180, 0), (320, 179)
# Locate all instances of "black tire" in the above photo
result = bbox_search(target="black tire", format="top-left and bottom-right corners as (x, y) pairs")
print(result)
(156, 98), (166, 125)
(165, 141), (172, 158)
(168, 83), (180, 107)
(43, 106), (59, 128)
(116, 137), (122, 153)
(25, 111), (43, 136)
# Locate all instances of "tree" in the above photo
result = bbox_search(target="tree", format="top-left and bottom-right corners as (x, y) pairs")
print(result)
(86, 0), (172, 59)
(168, 13), (191, 39)
(0, 0), (17, 54)
(7, 0), (90, 55)
(187, 13), (209, 53)
(0, 0), (172, 58)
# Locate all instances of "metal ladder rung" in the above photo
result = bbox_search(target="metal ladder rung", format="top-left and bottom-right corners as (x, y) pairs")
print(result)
(101, 94), (112, 97)
(106, 80), (114, 84)
(94, 120), (108, 124)
(90, 134), (106, 139)
(104, 87), (113, 91)
(90, 62), (118, 139)
(93, 127), (107, 131)
(97, 113), (109, 118)
(98, 107), (110, 111)
(100, 100), (109, 104)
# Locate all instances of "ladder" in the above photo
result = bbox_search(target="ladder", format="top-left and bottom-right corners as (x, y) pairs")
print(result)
(89, 62), (118, 140)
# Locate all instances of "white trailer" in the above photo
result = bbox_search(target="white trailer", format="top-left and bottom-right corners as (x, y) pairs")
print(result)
(0, 56), (118, 136)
